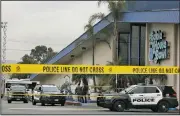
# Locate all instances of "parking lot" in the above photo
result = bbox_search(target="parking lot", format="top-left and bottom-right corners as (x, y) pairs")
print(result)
(1, 99), (179, 115)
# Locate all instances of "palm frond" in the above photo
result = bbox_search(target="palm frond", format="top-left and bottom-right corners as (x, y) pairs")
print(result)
(84, 24), (92, 31)
(117, 0), (126, 11)
(88, 12), (105, 24)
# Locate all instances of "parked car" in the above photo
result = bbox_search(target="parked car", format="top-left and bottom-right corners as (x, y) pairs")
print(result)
(32, 84), (66, 106)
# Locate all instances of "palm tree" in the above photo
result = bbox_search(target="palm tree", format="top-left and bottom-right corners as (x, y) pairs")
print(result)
(97, 0), (126, 65)
(83, 13), (105, 92)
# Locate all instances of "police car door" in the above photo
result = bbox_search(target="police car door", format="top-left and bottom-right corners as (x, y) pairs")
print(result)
(143, 86), (162, 105)
(128, 86), (146, 105)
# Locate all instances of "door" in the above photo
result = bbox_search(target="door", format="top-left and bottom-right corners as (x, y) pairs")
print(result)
(128, 86), (146, 105)
(143, 86), (163, 105)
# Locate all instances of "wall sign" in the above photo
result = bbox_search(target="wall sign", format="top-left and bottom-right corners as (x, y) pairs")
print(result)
(149, 30), (169, 64)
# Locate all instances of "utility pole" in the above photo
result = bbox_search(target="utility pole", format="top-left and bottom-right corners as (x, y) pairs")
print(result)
(1, 22), (7, 64)
(1, 22), (8, 80)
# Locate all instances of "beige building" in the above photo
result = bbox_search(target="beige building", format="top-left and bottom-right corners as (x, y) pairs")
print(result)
(30, 2), (179, 103)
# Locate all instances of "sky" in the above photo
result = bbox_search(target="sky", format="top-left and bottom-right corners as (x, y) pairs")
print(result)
(1, 1), (109, 63)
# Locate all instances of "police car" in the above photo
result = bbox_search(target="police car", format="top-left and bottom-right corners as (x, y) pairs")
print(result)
(32, 84), (66, 106)
(97, 84), (178, 112)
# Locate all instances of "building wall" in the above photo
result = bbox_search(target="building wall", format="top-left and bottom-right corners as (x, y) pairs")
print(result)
(176, 24), (180, 104)
(34, 36), (113, 90)
(145, 23), (179, 102)
(82, 36), (113, 86)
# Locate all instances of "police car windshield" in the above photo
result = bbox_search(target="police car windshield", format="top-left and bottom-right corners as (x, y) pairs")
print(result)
(11, 86), (26, 90)
(120, 85), (137, 93)
(42, 86), (59, 92)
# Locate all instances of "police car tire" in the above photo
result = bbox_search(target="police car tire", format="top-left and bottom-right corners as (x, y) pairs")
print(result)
(113, 101), (125, 112)
(41, 102), (45, 106)
(8, 100), (11, 103)
(61, 102), (65, 106)
(158, 101), (169, 112)
(24, 100), (28, 103)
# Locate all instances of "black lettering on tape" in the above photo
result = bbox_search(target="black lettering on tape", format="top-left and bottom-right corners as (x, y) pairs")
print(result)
(1, 65), (11, 72)
(175, 68), (180, 73)
(132, 68), (148, 73)
(43, 66), (59, 73)
(90, 67), (104, 73)
(80, 67), (88, 73)
(60, 67), (70, 73)
(72, 67), (78, 73)
(159, 68), (164, 73)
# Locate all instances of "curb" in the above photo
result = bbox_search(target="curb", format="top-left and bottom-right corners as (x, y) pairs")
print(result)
(65, 100), (82, 106)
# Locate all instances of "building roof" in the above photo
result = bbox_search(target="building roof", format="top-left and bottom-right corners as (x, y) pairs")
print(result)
(30, 1), (180, 80)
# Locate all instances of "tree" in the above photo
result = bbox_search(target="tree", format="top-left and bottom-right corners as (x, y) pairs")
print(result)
(97, 0), (126, 65)
(30, 45), (57, 63)
(11, 45), (57, 79)
(83, 12), (105, 92)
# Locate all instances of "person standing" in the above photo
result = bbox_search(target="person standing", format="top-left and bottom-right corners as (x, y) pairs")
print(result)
(82, 85), (88, 103)
(75, 84), (81, 102)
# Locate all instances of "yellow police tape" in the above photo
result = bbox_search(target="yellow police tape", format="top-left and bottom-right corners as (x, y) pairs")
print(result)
(2, 93), (115, 98)
(1, 64), (180, 74)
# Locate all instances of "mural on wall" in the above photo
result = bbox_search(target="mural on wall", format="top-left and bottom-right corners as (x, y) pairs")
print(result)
(149, 30), (170, 64)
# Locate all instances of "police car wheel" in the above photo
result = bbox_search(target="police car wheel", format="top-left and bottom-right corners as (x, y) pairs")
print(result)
(24, 100), (28, 103)
(61, 102), (65, 106)
(158, 101), (169, 112)
(8, 100), (11, 103)
(41, 102), (45, 106)
(113, 101), (125, 112)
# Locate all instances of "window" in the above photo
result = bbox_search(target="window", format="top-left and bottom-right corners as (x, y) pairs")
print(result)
(130, 87), (145, 94)
(130, 24), (146, 66)
(145, 87), (159, 93)
(118, 33), (130, 65)
(42, 86), (59, 92)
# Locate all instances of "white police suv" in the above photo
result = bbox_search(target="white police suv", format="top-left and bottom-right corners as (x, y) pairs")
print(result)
(32, 84), (66, 106)
(97, 84), (178, 112)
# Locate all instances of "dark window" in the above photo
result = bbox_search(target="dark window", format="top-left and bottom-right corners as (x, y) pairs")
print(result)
(118, 33), (130, 65)
(130, 87), (145, 94)
(130, 24), (146, 66)
(42, 86), (59, 92)
(145, 87), (159, 93)
(162, 86), (176, 97)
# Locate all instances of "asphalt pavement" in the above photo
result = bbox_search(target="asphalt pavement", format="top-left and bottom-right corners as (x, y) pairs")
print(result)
(0, 99), (179, 115)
